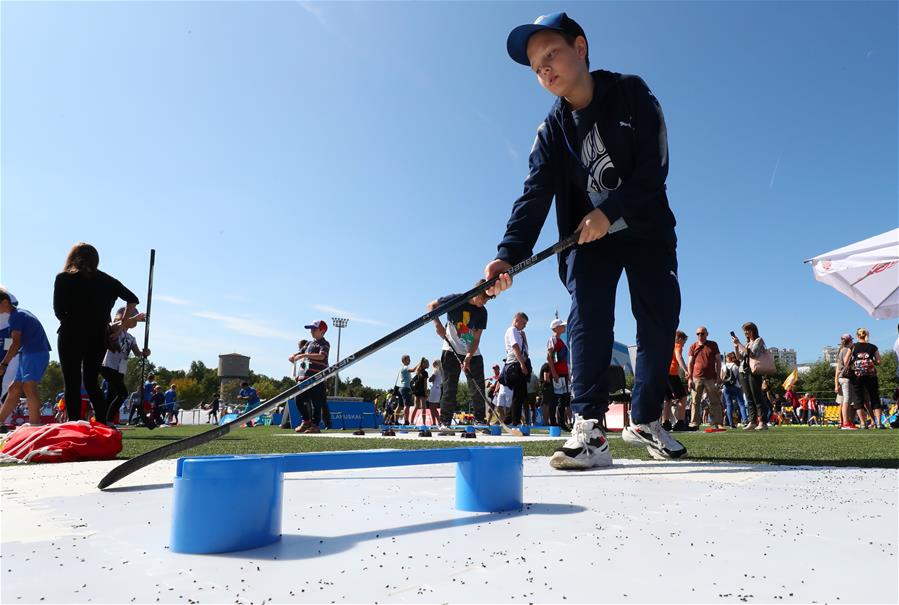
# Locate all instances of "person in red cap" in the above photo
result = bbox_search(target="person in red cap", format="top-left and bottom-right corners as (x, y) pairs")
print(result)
(290, 320), (330, 433)
(483, 12), (686, 469)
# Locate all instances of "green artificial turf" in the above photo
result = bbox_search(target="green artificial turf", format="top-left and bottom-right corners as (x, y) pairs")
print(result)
(3, 424), (895, 469)
(101, 424), (899, 469)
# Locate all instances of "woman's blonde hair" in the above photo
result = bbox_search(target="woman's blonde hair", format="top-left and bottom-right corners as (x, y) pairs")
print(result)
(63, 242), (99, 275)
(856, 327), (869, 339)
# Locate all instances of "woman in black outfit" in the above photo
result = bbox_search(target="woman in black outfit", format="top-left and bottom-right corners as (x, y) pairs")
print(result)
(53, 243), (139, 423)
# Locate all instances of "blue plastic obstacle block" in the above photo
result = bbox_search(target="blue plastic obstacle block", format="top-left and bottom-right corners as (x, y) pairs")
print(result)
(170, 447), (523, 554)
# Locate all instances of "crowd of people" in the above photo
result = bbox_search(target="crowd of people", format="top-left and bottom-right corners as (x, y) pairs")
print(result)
(0, 243), (149, 433)
(336, 317), (898, 440)
(834, 328), (894, 429)
(1, 241), (895, 449)
(662, 324), (897, 433)
(374, 312), (576, 434)
(0, 241), (281, 432)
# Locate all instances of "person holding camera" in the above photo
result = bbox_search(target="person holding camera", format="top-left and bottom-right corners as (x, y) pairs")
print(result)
(732, 322), (770, 431)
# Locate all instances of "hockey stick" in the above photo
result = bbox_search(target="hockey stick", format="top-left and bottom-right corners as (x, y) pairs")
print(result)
(97, 233), (578, 489)
(136, 249), (156, 429)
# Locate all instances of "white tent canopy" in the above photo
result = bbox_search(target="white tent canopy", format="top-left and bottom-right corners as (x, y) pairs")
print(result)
(806, 227), (899, 319)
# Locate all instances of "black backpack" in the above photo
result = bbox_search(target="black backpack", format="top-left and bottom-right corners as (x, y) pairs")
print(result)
(723, 364), (738, 386)
(410, 372), (426, 396)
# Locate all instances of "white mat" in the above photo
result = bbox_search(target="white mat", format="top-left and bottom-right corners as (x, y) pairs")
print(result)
(2, 456), (896, 603)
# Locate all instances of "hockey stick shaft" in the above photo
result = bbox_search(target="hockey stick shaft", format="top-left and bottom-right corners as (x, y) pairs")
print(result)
(136, 250), (156, 426)
(97, 233), (577, 489)
(138, 250), (155, 388)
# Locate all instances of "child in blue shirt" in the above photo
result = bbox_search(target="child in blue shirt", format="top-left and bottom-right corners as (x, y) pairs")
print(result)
(0, 289), (52, 427)
(0, 290), (19, 404)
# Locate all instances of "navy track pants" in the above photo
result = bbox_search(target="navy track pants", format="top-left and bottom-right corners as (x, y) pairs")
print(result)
(564, 237), (680, 425)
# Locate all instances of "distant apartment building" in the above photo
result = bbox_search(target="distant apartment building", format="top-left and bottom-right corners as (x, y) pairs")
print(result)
(821, 345), (842, 365)
(769, 347), (797, 369)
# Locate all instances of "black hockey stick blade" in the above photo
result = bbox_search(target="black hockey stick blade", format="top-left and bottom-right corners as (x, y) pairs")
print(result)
(97, 233), (578, 489)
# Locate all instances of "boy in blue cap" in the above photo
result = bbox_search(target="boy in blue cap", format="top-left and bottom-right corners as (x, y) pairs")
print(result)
(485, 12), (686, 469)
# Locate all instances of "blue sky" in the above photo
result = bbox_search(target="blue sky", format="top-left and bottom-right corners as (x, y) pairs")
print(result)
(2, 1), (897, 389)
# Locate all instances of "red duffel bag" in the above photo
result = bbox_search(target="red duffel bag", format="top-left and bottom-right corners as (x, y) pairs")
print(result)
(0, 421), (122, 463)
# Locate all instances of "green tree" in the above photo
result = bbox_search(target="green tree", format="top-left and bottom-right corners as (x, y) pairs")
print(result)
(766, 360), (792, 396)
(795, 360), (835, 396)
(200, 371), (221, 401)
(253, 377), (280, 400)
(125, 357), (156, 394)
(878, 351), (897, 396)
(456, 380), (471, 406)
(333, 375), (386, 403)
(188, 360), (210, 383)
(38, 361), (65, 402)
(171, 377), (203, 409)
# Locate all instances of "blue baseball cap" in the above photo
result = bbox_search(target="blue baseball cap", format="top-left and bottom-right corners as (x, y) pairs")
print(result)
(506, 12), (587, 66)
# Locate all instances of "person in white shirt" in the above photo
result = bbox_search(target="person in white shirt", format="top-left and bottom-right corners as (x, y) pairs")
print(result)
(427, 359), (443, 427)
(100, 306), (149, 426)
(502, 312), (530, 425)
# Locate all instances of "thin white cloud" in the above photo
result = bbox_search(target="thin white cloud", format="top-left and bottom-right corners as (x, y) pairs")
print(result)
(193, 311), (296, 341)
(505, 139), (520, 160)
(468, 105), (519, 162)
(769, 150), (783, 190)
(312, 304), (386, 326)
(156, 294), (190, 305)
(297, 1), (354, 47)
(471, 108), (490, 124)
(298, 1), (328, 29)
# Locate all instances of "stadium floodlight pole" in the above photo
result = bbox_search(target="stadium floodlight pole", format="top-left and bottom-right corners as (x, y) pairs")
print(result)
(97, 232), (580, 490)
(331, 317), (349, 396)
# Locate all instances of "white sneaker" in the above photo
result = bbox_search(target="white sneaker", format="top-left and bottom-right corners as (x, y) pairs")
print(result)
(437, 425), (454, 436)
(623, 420), (687, 460)
(549, 418), (612, 470)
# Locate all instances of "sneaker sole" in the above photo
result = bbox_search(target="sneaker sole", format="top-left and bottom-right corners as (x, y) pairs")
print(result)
(622, 427), (688, 460)
(642, 445), (688, 460)
(549, 452), (595, 470)
(549, 450), (613, 470)
(646, 447), (676, 461)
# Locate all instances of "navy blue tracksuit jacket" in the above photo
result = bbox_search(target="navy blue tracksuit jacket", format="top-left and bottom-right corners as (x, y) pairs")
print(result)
(495, 69), (681, 424)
